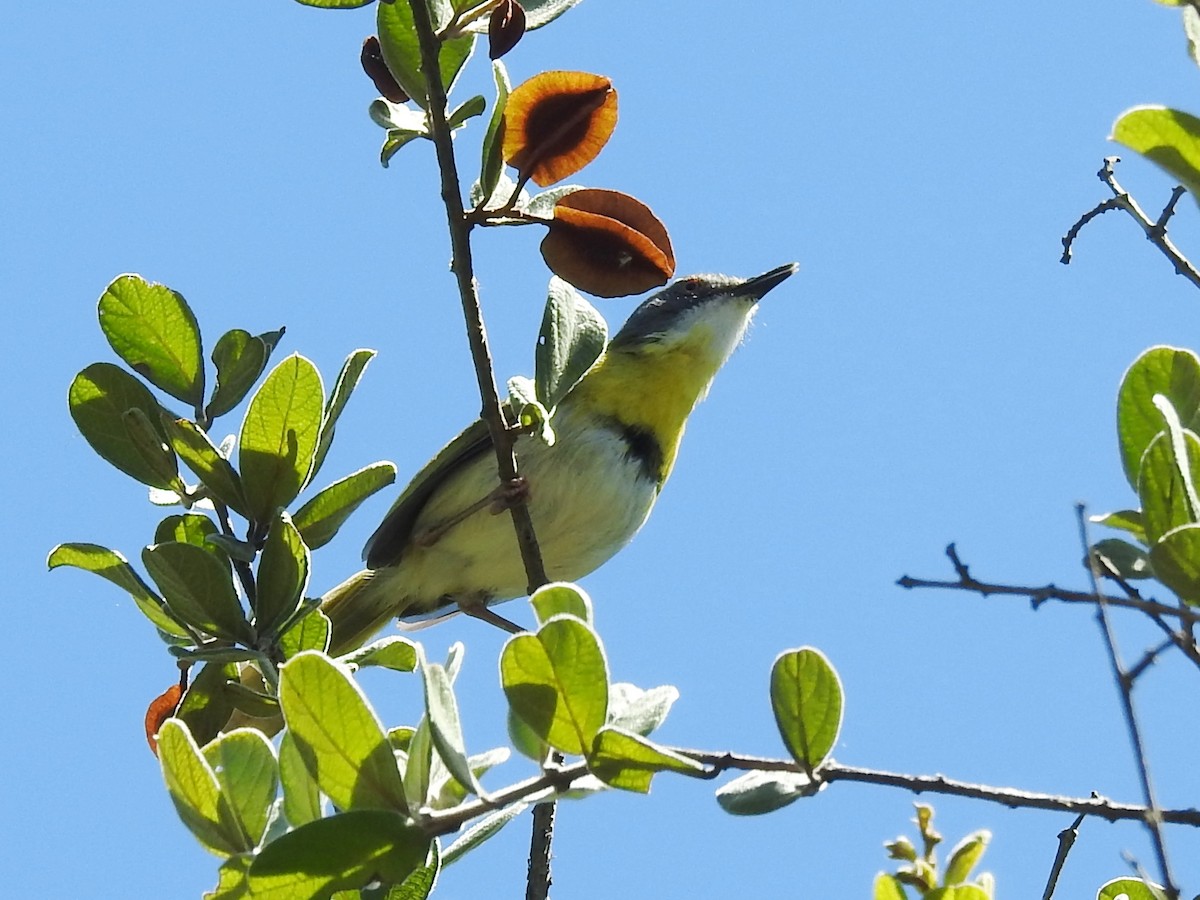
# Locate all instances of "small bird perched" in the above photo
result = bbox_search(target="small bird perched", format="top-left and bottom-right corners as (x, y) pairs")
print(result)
(322, 263), (797, 653)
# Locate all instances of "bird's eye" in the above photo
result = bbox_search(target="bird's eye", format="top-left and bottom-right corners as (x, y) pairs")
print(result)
(681, 278), (702, 297)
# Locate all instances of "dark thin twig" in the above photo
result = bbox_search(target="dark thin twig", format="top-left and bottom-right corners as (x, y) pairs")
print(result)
(1061, 157), (1200, 291)
(1077, 504), (1179, 898)
(525, 798), (555, 900)
(897, 543), (1200, 627)
(1041, 813), (1085, 900)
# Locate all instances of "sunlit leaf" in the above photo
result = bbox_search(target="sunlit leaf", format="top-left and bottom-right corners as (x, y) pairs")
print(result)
(206, 327), (285, 421)
(442, 802), (528, 865)
(1112, 106), (1200, 199)
(202, 729), (279, 848)
(587, 726), (704, 792)
(98, 274), (204, 407)
(248, 810), (429, 898)
(529, 581), (593, 625)
(1116, 346), (1200, 489)
(278, 651), (407, 812)
(293, 462), (397, 550)
(255, 511), (309, 635)
(534, 280), (606, 410)
(311, 349), (375, 483)
(143, 541), (252, 643)
(69, 362), (175, 489)
(161, 416), (251, 517)
(239, 354), (324, 523)
(714, 769), (814, 816)
(500, 615), (608, 755)
(158, 718), (248, 855)
(770, 647), (843, 771)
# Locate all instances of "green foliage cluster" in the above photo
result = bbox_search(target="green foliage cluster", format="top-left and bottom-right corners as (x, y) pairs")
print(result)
(874, 805), (994, 900)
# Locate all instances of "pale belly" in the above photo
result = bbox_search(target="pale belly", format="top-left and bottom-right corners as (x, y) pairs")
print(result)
(388, 415), (661, 618)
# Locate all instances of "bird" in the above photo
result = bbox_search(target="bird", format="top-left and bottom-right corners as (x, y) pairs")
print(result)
(320, 263), (797, 653)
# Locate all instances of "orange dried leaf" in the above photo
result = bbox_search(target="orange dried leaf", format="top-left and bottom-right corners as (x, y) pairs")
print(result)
(145, 682), (184, 756)
(541, 189), (675, 297)
(502, 71), (617, 186)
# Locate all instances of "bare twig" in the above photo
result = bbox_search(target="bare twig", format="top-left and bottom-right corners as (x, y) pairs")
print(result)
(423, 749), (1200, 838)
(1061, 157), (1200, 291)
(897, 543), (1200, 627)
(1041, 813), (1086, 900)
(525, 798), (556, 900)
(1077, 504), (1179, 898)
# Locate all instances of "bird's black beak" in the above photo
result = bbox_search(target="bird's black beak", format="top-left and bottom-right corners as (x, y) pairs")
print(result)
(743, 262), (798, 301)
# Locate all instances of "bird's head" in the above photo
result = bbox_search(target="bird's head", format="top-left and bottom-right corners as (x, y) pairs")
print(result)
(608, 263), (798, 366)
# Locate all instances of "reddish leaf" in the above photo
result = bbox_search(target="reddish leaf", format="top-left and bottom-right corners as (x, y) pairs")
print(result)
(502, 71), (617, 186)
(145, 682), (184, 756)
(488, 0), (526, 60)
(362, 35), (409, 104)
(541, 189), (675, 297)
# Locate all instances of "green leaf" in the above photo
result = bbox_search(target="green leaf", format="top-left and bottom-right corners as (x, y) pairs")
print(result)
(382, 130), (427, 167)
(942, 830), (990, 886)
(202, 729), (279, 848)
(1149, 523), (1200, 604)
(587, 726), (705, 792)
(1137, 430), (1200, 542)
(447, 95), (486, 129)
(239, 353), (324, 523)
(206, 856), (252, 900)
(156, 513), (220, 549)
(47, 542), (188, 636)
(1112, 106), (1200, 199)
(478, 60), (511, 205)
(342, 635), (419, 672)
(607, 683), (679, 737)
(442, 802), (528, 866)
(98, 274), (204, 407)
(1091, 509), (1147, 544)
(177, 662), (240, 747)
(143, 542), (253, 643)
(69, 362), (176, 488)
(421, 655), (483, 798)
(279, 731), (322, 828)
(293, 462), (398, 550)
(279, 608), (332, 658)
(1152, 393), (1200, 518)
(380, 842), (440, 899)
(535, 278), (607, 410)
(255, 511), (310, 635)
(530, 581), (592, 625)
(506, 705), (549, 762)
(311, 349), (376, 483)
(465, 0), (585, 31)
(377, 2), (475, 109)
(1090, 538), (1153, 581)
(714, 769), (814, 816)
(248, 810), (429, 898)
(278, 651), (407, 812)
(1097, 877), (1166, 900)
(1185, 5), (1200, 68)
(873, 873), (909, 900)
(402, 717), (433, 811)
(429, 747), (509, 809)
(770, 647), (843, 771)
(501, 615), (608, 755)
(161, 416), (251, 516)
(206, 327), (285, 421)
(122, 407), (184, 491)
(1117, 346), (1200, 489)
(158, 718), (247, 855)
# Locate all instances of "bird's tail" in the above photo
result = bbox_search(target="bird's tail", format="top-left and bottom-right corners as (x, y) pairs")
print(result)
(321, 570), (404, 656)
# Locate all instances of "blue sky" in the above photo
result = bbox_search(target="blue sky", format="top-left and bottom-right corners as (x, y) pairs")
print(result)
(5, 0), (1200, 896)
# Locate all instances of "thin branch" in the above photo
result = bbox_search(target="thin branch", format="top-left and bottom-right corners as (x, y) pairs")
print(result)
(1061, 157), (1200, 291)
(525, 799), (555, 900)
(407, 0), (549, 594)
(897, 543), (1200, 627)
(1041, 813), (1085, 900)
(1076, 505), (1179, 897)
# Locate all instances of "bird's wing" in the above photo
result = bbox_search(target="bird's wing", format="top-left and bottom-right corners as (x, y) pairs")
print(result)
(362, 415), (496, 569)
